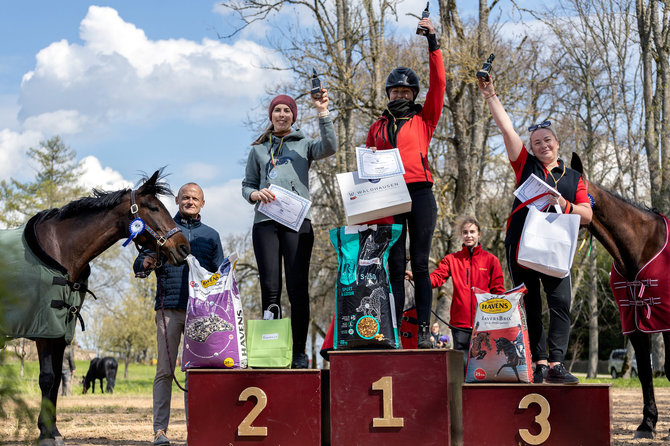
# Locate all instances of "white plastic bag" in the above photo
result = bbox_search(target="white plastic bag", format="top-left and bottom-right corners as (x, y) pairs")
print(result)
(517, 206), (580, 278)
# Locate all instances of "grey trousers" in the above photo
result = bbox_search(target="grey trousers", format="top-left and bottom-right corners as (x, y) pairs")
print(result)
(153, 309), (188, 433)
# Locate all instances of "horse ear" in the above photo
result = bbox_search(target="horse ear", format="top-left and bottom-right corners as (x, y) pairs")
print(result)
(570, 152), (584, 176)
(147, 170), (160, 185)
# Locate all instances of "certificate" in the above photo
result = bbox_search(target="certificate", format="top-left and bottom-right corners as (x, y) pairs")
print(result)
(258, 185), (312, 231)
(513, 173), (560, 210)
(356, 147), (406, 179)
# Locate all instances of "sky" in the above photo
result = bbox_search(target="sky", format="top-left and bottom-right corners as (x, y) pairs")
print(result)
(0, 1), (539, 239)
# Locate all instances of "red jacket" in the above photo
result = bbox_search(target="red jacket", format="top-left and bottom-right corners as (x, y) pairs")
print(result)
(430, 245), (505, 329)
(366, 49), (446, 184)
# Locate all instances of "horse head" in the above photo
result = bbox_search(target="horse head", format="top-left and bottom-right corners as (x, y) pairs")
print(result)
(81, 376), (90, 394)
(131, 170), (190, 266)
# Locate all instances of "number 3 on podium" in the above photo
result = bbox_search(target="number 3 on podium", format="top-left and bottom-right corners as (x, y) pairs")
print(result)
(518, 393), (551, 444)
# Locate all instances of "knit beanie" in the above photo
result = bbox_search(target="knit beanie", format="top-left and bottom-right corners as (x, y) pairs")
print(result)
(268, 95), (298, 124)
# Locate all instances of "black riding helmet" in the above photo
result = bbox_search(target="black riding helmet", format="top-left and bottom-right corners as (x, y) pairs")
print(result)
(385, 67), (420, 100)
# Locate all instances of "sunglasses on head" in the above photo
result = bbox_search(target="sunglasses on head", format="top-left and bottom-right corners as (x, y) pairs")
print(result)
(528, 120), (551, 132)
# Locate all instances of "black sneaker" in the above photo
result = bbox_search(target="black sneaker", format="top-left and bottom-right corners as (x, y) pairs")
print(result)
(545, 363), (579, 384)
(291, 352), (309, 369)
(533, 363), (549, 383)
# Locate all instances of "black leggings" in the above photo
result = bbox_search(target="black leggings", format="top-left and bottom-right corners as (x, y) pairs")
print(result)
(388, 185), (437, 325)
(252, 219), (314, 353)
(506, 244), (572, 363)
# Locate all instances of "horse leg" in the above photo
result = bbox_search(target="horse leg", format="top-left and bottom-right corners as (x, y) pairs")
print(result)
(35, 338), (66, 446)
(630, 331), (657, 439)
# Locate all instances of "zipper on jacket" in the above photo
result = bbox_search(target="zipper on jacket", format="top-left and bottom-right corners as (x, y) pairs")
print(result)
(420, 153), (429, 181)
(469, 249), (474, 329)
(291, 181), (299, 195)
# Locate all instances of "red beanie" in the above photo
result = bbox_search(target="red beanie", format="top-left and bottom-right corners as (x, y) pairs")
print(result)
(268, 95), (297, 123)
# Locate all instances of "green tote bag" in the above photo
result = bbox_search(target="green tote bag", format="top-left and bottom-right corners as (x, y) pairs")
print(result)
(246, 305), (292, 368)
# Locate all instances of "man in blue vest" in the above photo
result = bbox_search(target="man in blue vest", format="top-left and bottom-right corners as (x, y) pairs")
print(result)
(134, 182), (224, 446)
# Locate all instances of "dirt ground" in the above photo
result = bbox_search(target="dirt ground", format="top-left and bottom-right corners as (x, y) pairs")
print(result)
(0, 387), (669, 445)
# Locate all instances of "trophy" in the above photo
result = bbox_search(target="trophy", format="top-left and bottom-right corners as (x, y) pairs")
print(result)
(416, 2), (430, 36)
(476, 53), (495, 82)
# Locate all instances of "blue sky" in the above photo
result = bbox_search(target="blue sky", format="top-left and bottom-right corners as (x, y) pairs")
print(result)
(0, 1), (537, 237)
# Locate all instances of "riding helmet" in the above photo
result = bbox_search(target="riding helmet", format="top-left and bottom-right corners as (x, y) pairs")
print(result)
(385, 67), (420, 99)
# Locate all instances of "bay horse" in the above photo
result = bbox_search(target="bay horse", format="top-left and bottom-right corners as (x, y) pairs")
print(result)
(469, 331), (492, 359)
(0, 170), (190, 446)
(571, 153), (670, 439)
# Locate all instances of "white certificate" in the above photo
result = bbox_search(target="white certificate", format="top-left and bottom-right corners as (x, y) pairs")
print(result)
(258, 185), (312, 231)
(356, 147), (406, 179)
(513, 173), (560, 210)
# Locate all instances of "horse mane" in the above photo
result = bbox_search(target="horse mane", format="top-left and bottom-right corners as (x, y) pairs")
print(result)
(598, 185), (661, 216)
(42, 170), (172, 221)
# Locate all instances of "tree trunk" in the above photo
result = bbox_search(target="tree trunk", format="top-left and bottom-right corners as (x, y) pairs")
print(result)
(587, 251), (599, 378)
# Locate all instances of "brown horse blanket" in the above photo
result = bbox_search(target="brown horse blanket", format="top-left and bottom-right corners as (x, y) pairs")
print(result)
(0, 213), (89, 344)
(611, 215), (670, 334)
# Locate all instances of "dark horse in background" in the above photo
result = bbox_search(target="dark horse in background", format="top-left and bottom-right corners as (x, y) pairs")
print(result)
(82, 357), (118, 394)
(0, 171), (189, 446)
(572, 153), (670, 439)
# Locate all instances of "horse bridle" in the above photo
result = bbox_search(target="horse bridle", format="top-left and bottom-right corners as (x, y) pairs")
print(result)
(127, 189), (182, 273)
(129, 189), (182, 246)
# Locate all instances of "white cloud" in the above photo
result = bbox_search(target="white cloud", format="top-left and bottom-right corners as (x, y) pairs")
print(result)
(183, 162), (220, 182)
(23, 109), (89, 135)
(78, 155), (132, 191)
(0, 129), (42, 181)
(199, 179), (254, 236)
(17, 6), (288, 132)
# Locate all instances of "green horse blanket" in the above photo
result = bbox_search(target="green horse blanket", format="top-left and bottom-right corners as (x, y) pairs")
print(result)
(0, 213), (90, 344)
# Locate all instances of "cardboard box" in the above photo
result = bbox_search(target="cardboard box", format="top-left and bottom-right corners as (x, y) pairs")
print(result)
(336, 171), (411, 225)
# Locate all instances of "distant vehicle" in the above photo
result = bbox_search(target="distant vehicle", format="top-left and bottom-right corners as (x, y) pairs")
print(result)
(608, 349), (638, 378)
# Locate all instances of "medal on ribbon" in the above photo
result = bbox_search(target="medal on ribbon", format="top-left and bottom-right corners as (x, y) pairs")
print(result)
(123, 218), (146, 246)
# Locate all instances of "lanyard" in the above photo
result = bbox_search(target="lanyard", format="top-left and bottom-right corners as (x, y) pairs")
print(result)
(547, 162), (566, 187)
(270, 137), (285, 168)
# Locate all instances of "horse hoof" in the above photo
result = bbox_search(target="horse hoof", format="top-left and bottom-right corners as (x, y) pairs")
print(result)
(633, 429), (655, 439)
(54, 434), (65, 446)
(38, 439), (56, 446)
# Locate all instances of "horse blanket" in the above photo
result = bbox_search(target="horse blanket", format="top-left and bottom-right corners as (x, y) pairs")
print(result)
(611, 215), (670, 334)
(0, 213), (89, 344)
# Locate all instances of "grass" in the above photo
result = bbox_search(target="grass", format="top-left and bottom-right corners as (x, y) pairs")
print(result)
(1, 358), (186, 396)
(1, 358), (667, 397)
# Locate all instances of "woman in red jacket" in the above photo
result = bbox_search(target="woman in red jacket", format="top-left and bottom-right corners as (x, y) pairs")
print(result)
(366, 17), (446, 348)
(427, 217), (505, 353)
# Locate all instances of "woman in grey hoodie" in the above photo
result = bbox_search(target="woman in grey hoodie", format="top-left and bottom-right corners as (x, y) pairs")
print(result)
(242, 91), (337, 368)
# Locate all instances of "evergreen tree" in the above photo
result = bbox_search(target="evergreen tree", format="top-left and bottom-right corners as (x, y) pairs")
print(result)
(0, 135), (86, 227)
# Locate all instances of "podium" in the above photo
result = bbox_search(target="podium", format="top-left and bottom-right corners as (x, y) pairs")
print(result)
(187, 354), (612, 446)
(188, 369), (322, 445)
(462, 383), (611, 445)
(329, 349), (464, 446)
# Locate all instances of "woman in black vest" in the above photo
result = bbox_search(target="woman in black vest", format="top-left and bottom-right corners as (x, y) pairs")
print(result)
(478, 75), (592, 384)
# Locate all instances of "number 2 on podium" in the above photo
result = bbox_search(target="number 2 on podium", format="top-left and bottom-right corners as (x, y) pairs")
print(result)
(237, 387), (268, 437)
(371, 376), (404, 428)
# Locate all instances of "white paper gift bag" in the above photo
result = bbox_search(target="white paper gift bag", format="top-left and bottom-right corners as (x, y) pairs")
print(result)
(336, 171), (412, 225)
(517, 206), (581, 278)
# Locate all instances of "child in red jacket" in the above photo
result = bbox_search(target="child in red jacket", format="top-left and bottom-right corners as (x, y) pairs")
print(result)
(424, 217), (505, 352)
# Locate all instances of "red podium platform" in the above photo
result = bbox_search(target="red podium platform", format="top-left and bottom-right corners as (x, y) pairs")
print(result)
(329, 349), (464, 446)
(187, 369), (322, 445)
(462, 383), (611, 446)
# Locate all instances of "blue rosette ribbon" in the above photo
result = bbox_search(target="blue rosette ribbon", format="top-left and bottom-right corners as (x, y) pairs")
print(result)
(123, 218), (146, 247)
